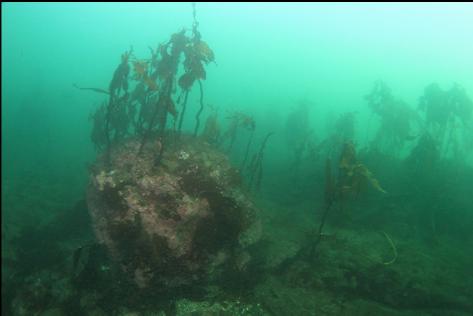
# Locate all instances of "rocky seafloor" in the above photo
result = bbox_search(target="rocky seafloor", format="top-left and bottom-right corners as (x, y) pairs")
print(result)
(3, 135), (473, 316)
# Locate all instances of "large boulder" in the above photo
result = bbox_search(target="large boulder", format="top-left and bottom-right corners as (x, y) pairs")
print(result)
(86, 135), (261, 289)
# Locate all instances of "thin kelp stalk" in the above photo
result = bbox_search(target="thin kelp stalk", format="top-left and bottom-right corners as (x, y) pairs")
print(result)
(311, 143), (386, 257)
(138, 77), (173, 157)
(193, 80), (205, 136)
(309, 158), (335, 257)
(276, 159), (336, 270)
(241, 128), (255, 170)
(176, 3), (214, 138)
(104, 51), (131, 167)
(177, 90), (189, 136)
(73, 84), (110, 95)
(247, 132), (274, 192)
(104, 95), (114, 167)
(276, 143), (386, 273)
(155, 81), (174, 166)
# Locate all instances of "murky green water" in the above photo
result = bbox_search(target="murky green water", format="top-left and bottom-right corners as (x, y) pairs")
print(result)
(2, 3), (473, 315)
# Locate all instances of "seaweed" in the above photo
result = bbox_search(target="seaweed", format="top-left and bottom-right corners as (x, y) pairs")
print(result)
(137, 4), (214, 161)
(137, 31), (188, 158)
(89, 102), (108, 150)
(178, 3), (215, 137)
(366, 80), (420, 156)
(247, 132), (274, 193)
(132, 59), (158, 92)
(419, 82), (473, 160)
(310, 141), (385, 257)
(221, 111), (256, 153)
(79, 3), (216, 166)
(193, 79), (205, 136)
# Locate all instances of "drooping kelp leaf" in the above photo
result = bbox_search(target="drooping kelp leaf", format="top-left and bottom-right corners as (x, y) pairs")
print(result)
(166, 97), (178, 120)
(178, 72), (196, 90)
(339, 141), (357, 170)
(353, 164), (386, 194)
(133, 60), (158, 91)
(133, 60), (148, 79)
(144, 77), (158, 91)
(338, 142), (386, 194)
(193, 40), (214, 63)
(109, 50), (131, 94)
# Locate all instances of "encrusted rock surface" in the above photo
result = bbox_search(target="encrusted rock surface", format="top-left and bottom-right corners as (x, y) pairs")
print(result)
(87, 135), (261, 289)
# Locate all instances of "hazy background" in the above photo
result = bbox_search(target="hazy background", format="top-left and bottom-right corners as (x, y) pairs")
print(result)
(2, 2), (473, 223)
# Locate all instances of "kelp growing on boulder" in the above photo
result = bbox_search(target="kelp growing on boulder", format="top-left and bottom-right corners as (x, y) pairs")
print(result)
(82, 3), (215, 168)
(178, 2), (215, 137)
(221, 111), (256, 154)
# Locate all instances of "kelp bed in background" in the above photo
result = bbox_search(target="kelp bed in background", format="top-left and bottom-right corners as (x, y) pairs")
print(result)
(2, 4), (473, 316)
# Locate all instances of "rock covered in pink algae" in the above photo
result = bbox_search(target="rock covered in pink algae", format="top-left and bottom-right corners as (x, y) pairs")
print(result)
(86, 135), (261, 289)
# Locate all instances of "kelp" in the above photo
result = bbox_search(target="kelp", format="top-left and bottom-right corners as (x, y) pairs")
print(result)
(247, 132), (273, 193)
(94, 48), (132, 166)
(315, 111), (357, 162)
(310, 141), (385, 257)
(89, 102), (108, 150)
(193, 80), (205, 136)
(405, 132), (439, 174)
(132, 60), (158, 91)
(366, 80), (419, 156)
(82, 4), (214, 167)
(419, 83), (473, 160)
(178, 6), (214, 92)
(86, 51), (134, 153)
(338, 142), (386, 196)
(221, 111), (256, 153)
(179, 4), (215, 136)
(201, 105), (221, 145)
(109, 50), (131, 98)
(138, 15), (212, 159)
(73, 84), (109, 95)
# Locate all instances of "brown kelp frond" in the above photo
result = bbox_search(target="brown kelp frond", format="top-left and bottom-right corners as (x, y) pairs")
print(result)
(132, 60), (148, 78)
(310, 142), (385, 259)
(84, 3), (214, 168)
(193, 40), (215, 64)
(178, 6), (215, 92)
(132, 60), (158, 91)
(109, 48), (132, 96)
(338, 142), (386, 195)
